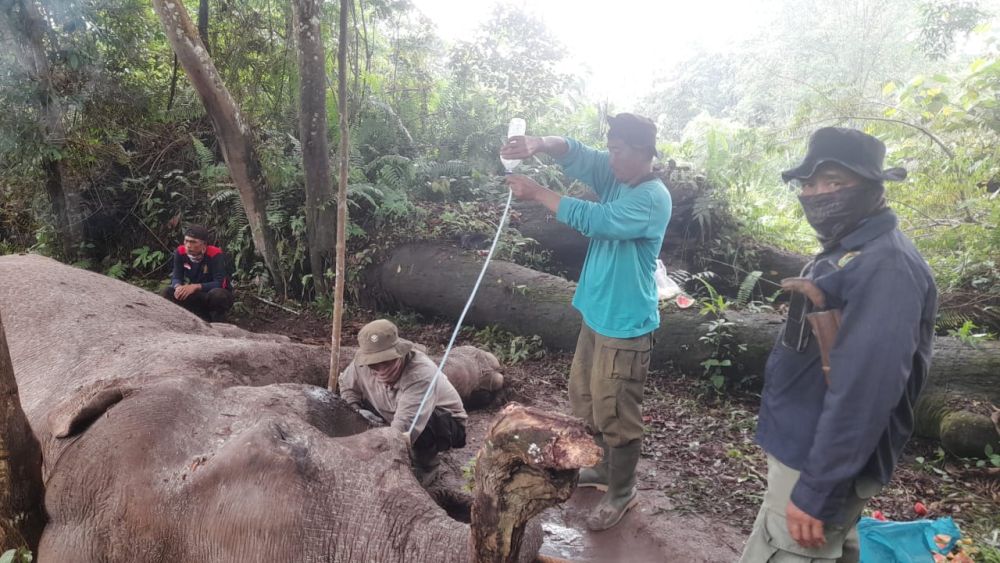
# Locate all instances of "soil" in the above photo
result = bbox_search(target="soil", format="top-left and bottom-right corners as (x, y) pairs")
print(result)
(230, 301), (1000, 563)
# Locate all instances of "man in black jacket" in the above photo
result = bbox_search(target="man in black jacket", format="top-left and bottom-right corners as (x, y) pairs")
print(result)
(739, 128), (937, 562)
(161, 225), (234, 322)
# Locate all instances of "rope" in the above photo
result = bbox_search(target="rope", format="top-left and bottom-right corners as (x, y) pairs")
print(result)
(405, 186), (514, 438)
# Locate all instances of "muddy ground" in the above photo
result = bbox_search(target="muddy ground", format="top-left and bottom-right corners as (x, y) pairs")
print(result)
(233, 302), (1000, 563)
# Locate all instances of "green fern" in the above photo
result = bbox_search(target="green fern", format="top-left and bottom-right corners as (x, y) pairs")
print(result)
(691, 193), (716, 239)
(937, 309), (975, 330)
(190, 135), (214, 170)
(735, 270), (763, 308)
(345, 182), (383, 208)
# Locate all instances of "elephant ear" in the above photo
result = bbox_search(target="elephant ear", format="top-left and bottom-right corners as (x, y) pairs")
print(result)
(49, 380), (135, 438)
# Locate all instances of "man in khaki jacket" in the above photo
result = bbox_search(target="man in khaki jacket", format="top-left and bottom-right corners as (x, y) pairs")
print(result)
(339, 319), (468, 482)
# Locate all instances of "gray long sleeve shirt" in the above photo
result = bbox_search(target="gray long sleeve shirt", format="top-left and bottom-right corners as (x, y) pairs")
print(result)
(339, 348), (467, 443)
(756, 210), (938, 522)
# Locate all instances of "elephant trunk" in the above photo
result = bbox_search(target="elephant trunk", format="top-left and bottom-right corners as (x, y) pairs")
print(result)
(0, 311), (46, 552)
(468, 404), (601, 563)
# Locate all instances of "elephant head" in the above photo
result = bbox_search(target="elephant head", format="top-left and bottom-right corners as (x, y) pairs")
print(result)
(39, 377), (596, 562)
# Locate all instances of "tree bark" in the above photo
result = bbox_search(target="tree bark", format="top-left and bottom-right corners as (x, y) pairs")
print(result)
(291, 0), (335, 295)
(470, 403), (601, 563)
(151, 0), (287, 295)
(0, 0), (86, 259)
(368, 243), (1000, 453)
(328, 0), (350, 391)
(197, 0), (209, 54)
(914, 392), (1000, 458)
(513, 191), (811, 290)
(367, 243), (772, 369)
(0, 310), (45, 552)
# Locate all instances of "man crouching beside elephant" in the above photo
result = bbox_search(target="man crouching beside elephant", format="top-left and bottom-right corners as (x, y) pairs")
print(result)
(339, 319), (468, 484)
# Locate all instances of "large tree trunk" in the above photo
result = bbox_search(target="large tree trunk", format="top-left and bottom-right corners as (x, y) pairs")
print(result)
(152, 0), (287, 295)
(291, 0), (335, 296)
(197, 0), (209, 53)
(514, 197), (811, 289)
(0, 0), (86, 259)
(914, 392), (1000, 458)
(513, 167), (813, 292)
(0, 310), (45, 552)
(368, 243), (1000, 453)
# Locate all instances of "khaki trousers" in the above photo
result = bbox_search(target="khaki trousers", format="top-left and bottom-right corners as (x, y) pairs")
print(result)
(568, 324), (653, 447)
(739, 455), (881, 563)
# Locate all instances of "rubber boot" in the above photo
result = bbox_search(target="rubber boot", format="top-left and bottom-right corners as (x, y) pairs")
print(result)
(585, 439), (641, 531)
(577, 433), (609, 491)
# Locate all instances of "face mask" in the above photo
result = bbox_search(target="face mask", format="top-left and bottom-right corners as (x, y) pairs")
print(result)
(798, 185), (885, 248)
(372, 357), (404, 385)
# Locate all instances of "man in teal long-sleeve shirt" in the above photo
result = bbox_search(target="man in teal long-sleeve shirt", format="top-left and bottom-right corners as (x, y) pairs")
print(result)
(500, 113), (672, 531)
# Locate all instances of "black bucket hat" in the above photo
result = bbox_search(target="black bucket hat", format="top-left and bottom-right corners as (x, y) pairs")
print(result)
(781, 127), (907, 183)
(607, 113), (661, 158)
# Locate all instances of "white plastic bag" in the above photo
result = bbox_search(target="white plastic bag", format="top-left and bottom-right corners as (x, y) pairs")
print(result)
(654, 259), (682, 300)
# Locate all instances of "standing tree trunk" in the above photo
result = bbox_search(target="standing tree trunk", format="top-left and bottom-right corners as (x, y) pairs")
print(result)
(291, 0), (335, 296)
(0, 311), (45, 553)
(197, 0), (209, 53)
(151, 0), (287, 295)
(328, 0), (350, 391)
(0, 0), (86, 259)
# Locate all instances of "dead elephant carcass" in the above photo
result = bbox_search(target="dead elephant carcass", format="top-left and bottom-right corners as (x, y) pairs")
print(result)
(0, 254), (597, 562)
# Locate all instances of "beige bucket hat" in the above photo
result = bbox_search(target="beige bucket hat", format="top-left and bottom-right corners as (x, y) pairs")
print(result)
(355, 319), (413, 367)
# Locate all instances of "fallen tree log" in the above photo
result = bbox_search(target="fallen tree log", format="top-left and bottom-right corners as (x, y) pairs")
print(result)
(914, 393), (1000, 458)
(512, 202), (811, 291)
(367, 243), (1000, 455)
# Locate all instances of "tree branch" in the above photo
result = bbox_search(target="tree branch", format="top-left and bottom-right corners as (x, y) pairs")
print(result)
(834, 115), (955, 158)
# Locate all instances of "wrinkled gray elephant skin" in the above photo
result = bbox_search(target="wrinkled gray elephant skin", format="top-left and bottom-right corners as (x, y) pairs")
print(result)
(0, 254), (540, 562)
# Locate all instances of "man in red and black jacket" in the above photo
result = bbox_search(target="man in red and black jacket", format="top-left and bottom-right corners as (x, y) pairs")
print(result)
(161, 225), (234, 322)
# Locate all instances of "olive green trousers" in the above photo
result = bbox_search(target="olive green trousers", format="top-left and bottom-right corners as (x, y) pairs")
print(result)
(739, 455), (881, 563)
(568, 324), (653, 448)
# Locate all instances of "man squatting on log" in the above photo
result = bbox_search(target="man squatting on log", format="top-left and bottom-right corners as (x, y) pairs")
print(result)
(500, 113), (673, 531)
(739, 127), (938, 562)
(338, 319), (468, 484)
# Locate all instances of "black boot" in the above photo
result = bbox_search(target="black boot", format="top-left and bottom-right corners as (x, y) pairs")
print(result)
(411, 447), (440, 487)
(585, 439), (640, 531)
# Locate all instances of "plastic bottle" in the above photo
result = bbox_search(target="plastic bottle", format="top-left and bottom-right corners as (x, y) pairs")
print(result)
(500, 118), (527, 173)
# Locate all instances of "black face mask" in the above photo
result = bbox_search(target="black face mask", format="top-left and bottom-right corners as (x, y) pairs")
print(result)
(798, 184), (885, 249)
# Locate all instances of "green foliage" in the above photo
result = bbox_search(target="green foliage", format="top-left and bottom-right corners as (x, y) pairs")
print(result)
(105, 260), (128, 280)
(918, 1), (988, 60)
(980, 444), (1000, 468)
(471, 325), (545, 365)
(448, 6), (575, 125)
(948, 320), (998, 346)
(695, 277), (748, 393)
(975, 544), (1000, 563)
(735, 270), (764, 308)
(0, 548), (32, 563)
(130, 246), (165, 272)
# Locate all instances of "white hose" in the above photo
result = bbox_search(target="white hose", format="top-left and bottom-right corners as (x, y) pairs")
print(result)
(405, 187), (514, 438)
